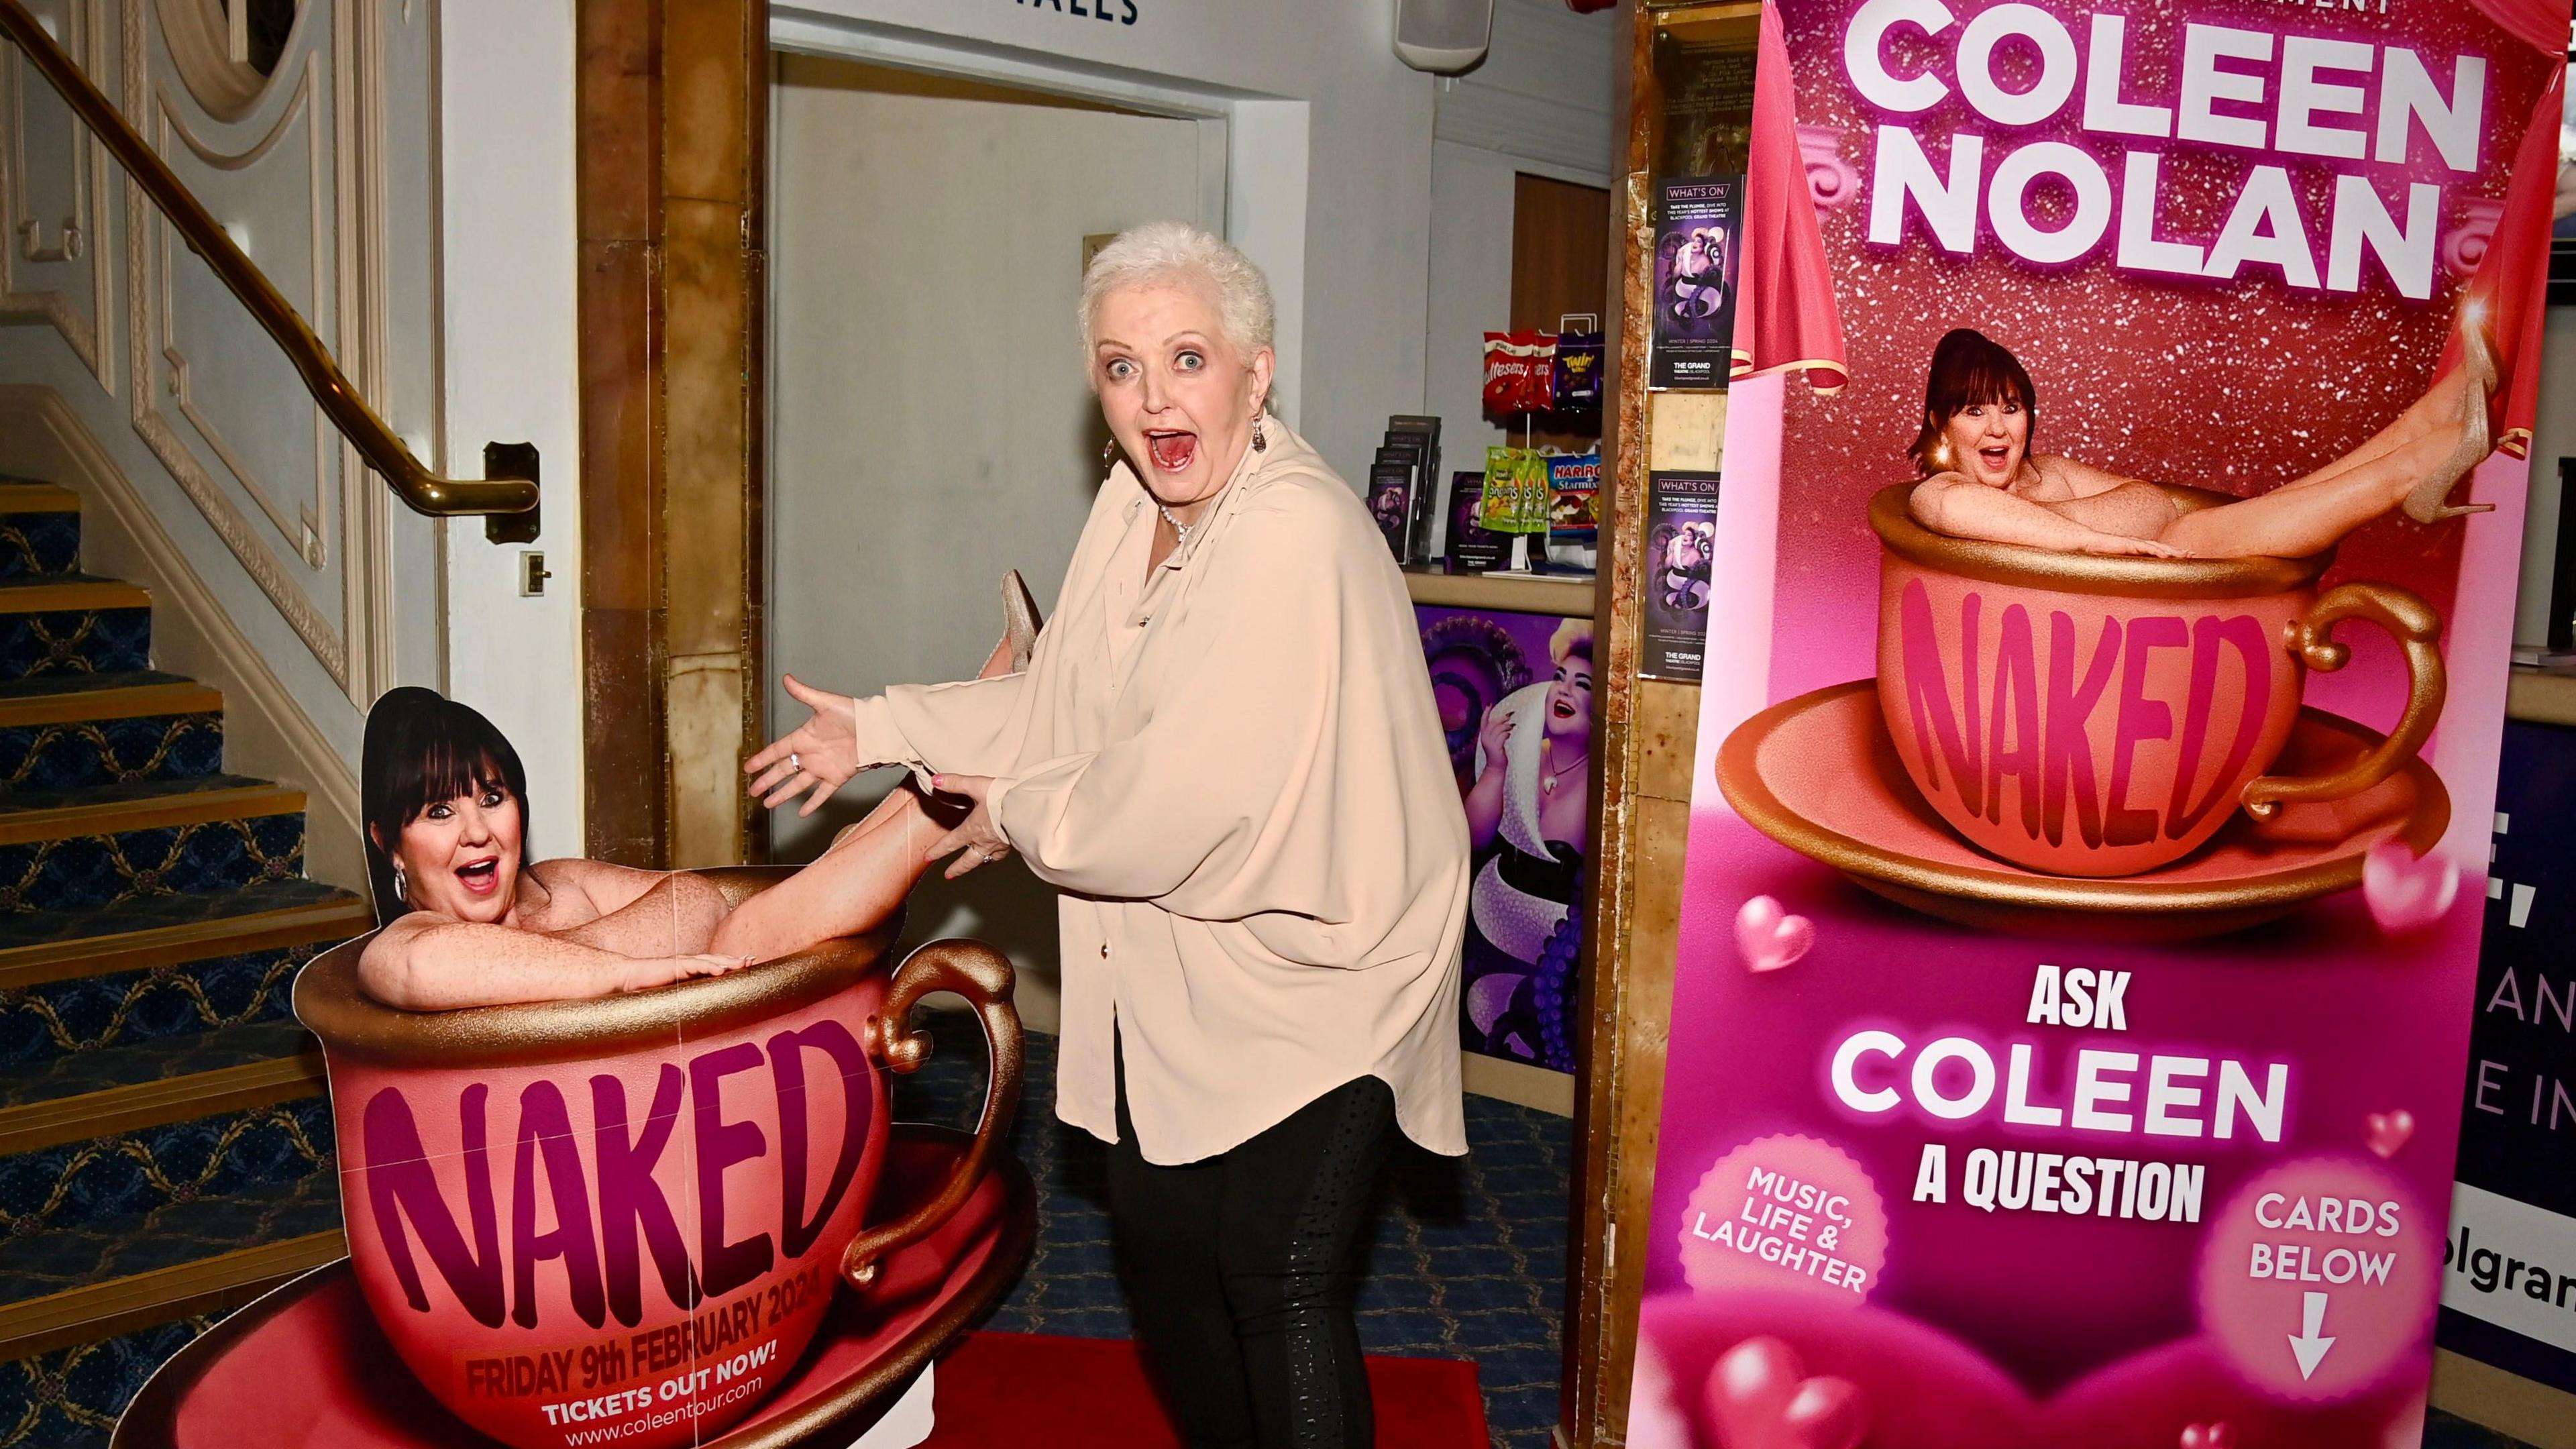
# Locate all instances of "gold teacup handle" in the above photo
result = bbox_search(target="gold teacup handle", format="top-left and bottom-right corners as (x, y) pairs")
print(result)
(841, 938), (1023, 1289)
(2241, 582), (2446, 821)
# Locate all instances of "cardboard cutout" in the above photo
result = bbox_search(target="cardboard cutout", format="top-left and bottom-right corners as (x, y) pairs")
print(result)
(123, 574), (1045, 1447)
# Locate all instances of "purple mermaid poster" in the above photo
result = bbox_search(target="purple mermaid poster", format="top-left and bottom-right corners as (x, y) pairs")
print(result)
(1416, 604), (1594, 1075)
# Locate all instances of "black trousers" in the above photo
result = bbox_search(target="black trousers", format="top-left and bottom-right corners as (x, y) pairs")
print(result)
(1108, 1055), (1395, 1449)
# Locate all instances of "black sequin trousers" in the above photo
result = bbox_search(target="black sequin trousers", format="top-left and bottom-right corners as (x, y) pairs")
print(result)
(1108, 1049), (1396, 1449)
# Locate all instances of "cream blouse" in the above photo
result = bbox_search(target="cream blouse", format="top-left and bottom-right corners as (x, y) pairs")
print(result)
(845, 421), (1470, 1164)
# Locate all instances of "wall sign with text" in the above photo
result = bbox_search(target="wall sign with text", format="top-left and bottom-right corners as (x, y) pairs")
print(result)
(1013, 0), (1140, 27)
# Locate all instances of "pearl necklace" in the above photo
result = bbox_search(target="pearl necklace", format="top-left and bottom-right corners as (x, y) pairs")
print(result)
(1157, 504), (1196, 548)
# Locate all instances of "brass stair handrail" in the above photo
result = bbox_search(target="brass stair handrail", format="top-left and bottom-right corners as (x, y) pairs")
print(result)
(0, 0), (539, 543)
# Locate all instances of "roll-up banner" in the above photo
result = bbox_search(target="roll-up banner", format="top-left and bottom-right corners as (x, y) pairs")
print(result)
(1625, 1), (2565, 1445)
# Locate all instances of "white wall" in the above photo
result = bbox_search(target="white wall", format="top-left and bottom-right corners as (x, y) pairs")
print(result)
(769, 60), (1208, 755)
(768, 58), (1217, 1027)
(1436, 0), (1619, 178)
(1424, 139), (1522, 544)
(381, 0), (451, 692)
(436, 0), (586, 852)
(770, 0), (1438, 490)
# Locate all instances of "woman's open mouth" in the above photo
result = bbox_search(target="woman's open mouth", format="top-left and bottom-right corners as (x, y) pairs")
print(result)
(1145, 429), (1198, 473)
(455, 857), (501, 895)
(1551, 698), (1576, 720)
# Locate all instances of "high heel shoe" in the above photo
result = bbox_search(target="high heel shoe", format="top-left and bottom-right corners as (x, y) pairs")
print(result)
(1000, 569), (1041, 672)
(2403, 307), (2500, 523)
(973, 570), (1046, 679)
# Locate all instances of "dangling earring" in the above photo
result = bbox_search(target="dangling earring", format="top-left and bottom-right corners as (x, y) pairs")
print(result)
(390, 865), (409, 904)
(1102, 438), (1119, 470)
(1930, 437), (1955, 470)
(1250, 413), (1267, 453)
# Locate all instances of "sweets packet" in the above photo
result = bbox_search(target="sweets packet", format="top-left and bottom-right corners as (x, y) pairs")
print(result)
(1482, 332), (1534, 419)
(1546, 452), (1601, 574)
(1552, 333), (1605, 415)
(1481, 331), (1562, 417)
(1547, 453), (1601, 543)
(1515, 330), (1560, 413)
(1480, 446), (1551, 535)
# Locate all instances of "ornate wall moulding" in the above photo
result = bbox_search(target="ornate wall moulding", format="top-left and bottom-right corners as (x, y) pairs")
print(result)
(152, 0), (304, 123)
(0, 0), (114, 390)
(123, 0), (363, 686)
(148, 52), (331, 570)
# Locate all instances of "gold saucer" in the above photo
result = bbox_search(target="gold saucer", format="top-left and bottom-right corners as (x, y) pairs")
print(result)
(1715, 681), (2451, 941)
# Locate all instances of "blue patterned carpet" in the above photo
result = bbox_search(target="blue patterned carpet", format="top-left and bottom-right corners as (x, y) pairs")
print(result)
(892, 1016), (1573, 1449)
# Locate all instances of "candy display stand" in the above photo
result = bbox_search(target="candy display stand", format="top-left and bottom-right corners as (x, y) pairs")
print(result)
(1479, 312), (1607, 578)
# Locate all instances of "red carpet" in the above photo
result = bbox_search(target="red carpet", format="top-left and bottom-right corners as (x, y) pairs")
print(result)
(924, 1332), (1492, 1448)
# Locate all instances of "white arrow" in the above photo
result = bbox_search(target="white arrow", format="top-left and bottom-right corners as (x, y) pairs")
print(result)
(2288, 1291), (2337, 1381)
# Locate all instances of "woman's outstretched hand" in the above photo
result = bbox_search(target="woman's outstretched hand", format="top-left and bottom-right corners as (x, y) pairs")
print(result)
(746, 674), (861, 815)
(927, 773), (1012, 879)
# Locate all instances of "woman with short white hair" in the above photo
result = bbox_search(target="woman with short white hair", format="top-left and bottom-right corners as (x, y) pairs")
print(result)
(749, 221), (1469, 1448)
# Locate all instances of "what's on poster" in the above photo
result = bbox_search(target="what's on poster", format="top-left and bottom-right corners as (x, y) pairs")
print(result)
(1627, 1), (2564, 1446)
(1645, 472), (1723, 682)
(1654, 177), (1749, 390)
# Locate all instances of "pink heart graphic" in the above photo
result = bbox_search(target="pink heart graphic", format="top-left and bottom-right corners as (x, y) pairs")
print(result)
(1646, 1295), (2432, 1449)
(2364, 1110), (2416, 1159)
(2361, 841), (2459, 934)
(1703, 1336), (1868, 1449)
(1736, 896), (1816, 973)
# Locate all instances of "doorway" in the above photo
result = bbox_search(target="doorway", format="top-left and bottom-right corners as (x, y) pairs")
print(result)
(765, 55), (1223, 1027)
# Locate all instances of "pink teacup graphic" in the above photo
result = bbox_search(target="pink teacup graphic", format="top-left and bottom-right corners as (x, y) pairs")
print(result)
(293, 868), (1021, 1449)
(1868, 485), (2446, 878)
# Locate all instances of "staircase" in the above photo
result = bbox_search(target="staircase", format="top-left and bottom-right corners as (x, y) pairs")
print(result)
(0, 482), (372, 1447)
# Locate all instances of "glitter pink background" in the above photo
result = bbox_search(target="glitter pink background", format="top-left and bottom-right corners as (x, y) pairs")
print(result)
(1762, 0), (2554, 722)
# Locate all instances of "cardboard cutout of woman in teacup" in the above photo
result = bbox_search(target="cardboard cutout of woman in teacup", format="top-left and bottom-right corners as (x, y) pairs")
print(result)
(286, 586), (1037, 1449)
